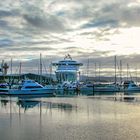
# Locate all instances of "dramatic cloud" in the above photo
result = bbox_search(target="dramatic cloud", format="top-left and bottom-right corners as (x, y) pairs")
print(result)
(23, 12), (66, 32)
(0, 0), (140, 76)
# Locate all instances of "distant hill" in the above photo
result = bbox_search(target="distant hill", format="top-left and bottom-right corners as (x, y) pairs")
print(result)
(80, 75), (139, 83)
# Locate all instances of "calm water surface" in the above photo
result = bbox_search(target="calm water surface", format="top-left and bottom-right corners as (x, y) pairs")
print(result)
(1, 92), (140, 140)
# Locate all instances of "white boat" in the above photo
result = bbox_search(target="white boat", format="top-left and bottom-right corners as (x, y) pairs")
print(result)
(7, 80), (55, 95)
(120, 80), (140, 92)
(94, 84), (120, 92)
(56, 81), (80, 91)
(80, 83), (120, 92)
(125, 82), (140, 92)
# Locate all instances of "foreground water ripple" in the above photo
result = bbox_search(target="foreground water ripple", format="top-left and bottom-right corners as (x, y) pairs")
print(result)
(0, 92), (140, 140)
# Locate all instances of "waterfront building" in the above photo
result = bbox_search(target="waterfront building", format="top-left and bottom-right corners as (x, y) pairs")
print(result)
(52, 54), (83, 83)
(0, 73), (53, 84)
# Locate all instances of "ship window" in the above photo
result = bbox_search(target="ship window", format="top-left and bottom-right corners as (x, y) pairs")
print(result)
(132, 84), (137, 87)
(25, 86), (43, 88)
(26, 81), (35, 83)
(0, 85), (7, 88)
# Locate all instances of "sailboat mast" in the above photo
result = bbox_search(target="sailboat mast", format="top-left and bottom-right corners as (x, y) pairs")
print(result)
(127, 63), (132, 81)
(98, 62), (101, 82)
(40, 53), (42, 76)
(87, 58), (89, 80)
(49, 61), (52, 84)
(120, 60), (122, 83)
(114, 56), (117, 84)
(136, 66), (137, 84)
(10, 58), (13, 83)
(10, 58), (12, 75)
(40, 53), (43, 83)
(19, 62), (22, 81)
(127, 63), (129, 81)
(95, 62), (96, 80)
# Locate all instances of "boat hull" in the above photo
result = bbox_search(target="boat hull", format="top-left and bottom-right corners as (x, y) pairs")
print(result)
(80, 87), (119, 92)
(0, 88), (9, 94)
(126, 87), (140, 92)
(7, 88), (55, 95)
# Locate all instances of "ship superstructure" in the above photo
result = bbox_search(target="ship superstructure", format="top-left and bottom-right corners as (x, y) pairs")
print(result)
(52, 54), (83, 83)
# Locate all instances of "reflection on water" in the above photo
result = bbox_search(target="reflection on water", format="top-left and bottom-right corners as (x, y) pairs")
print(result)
(1, 91), (140, 140)
(16, 100), (77, 112)
(17, 100), (39, 110)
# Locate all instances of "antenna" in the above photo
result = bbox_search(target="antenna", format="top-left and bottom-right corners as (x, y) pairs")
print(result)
(64, 54), (72, 60)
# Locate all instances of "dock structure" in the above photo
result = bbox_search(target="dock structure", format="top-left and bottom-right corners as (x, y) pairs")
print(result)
(52, 54), (83, 83)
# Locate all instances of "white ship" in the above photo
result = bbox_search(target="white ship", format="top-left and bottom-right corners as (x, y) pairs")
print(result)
(52, 54), (83, 83)
(52, 54), (83, 90)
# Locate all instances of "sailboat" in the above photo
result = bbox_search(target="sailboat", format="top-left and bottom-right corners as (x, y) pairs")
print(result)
(80, 56), (120, 92)
(120, 64), (140, 92)
(126, 82), (140, 92)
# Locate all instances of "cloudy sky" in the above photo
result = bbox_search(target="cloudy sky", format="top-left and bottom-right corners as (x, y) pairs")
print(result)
(1, 0), (140, 77)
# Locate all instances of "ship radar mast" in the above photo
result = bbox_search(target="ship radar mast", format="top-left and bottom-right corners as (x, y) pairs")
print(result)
(64, 54), (72, 60)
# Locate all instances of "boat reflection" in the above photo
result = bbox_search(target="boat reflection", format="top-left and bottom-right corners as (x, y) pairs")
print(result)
(16, 94), (55, 99)
(46, 102), (77, 111)
(114, 92), (136, 102)
(0, 97), (77, 113)
(17, 100), (39, 110)
(0, 99), (9, 106)
(0, 94), (55, 100)
(1, 90), (140, 112)
(16, 99), (77, 112)
(55, 90), (80, 97)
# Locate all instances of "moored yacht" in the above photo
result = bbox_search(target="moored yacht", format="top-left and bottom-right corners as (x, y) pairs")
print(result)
(94, 83), (120, 92)
(7, 79), (55, 95)
(125, 82), (140, 92)
(80, 83), (120, 92)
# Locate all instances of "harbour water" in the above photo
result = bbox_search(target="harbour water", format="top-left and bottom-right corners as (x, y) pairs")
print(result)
(1, 91), (140, 140)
